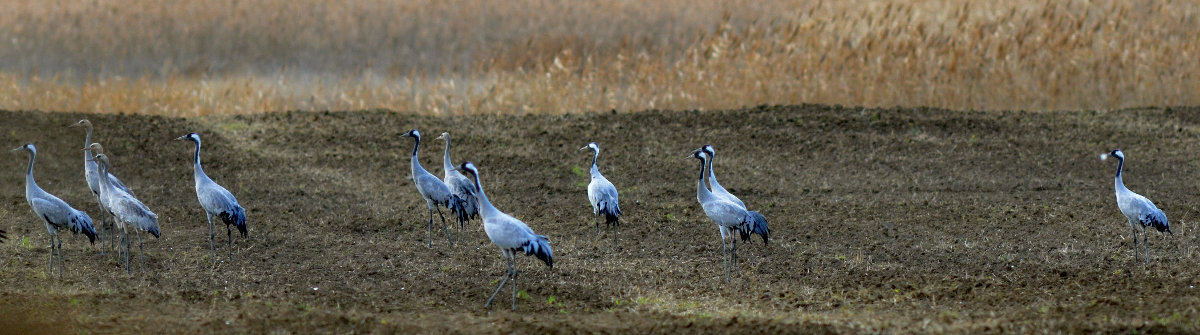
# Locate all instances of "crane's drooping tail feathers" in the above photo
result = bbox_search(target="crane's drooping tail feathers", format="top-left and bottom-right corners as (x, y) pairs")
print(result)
(61, 211), (98, 244)
(1142, 211), (1171, 234)
(599, 201), (621, 227)
(449, 194), (475, 224)
(521, 235), (554, 268)
(220, 205), (248, 237)
(747, 211), (770, 245)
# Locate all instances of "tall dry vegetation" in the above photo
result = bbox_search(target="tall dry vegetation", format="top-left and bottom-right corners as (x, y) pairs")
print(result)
(0, 0), (1196, 116)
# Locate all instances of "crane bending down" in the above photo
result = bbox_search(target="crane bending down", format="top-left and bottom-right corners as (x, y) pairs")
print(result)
(89, 150), (160, 273)
(456, 162), (553, 311)
(581, 143), (621, 235)
(691, 149), (750, 282)
(401, 130), (458, 247)
(176, 133), (247, 263)
(436, 132), (478, 234)
(15, 143), (96, 278)
(701, 145), (770, 245)
(1102, 149), (1171, 262)
(71, 119), (132, 253)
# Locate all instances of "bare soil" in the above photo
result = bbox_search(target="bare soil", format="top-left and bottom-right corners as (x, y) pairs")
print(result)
(3, 105), (1200, 334)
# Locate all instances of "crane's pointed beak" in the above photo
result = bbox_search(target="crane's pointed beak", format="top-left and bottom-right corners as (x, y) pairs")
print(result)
(11, 147), (22, 152)
(579, 147), (588, 151)
(68, 123), (79, 128)
(174, 135), (188, 141)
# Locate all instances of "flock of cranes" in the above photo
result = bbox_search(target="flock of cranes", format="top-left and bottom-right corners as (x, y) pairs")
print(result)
(5, 119), (1177, 311)
(13, 120), (245, 276)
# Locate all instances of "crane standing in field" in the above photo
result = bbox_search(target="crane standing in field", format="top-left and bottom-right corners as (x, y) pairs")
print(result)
(401, 129), (458, 247)
(89, 149), (160, 273)
(436, 132), (478, 236)
(176, 133), (247, 263)
(15, 143), (97, 278)
(701, 145), (770, 246)
(691, 149), (750, 282)
(1101, 149), (1171, 262)
(580, 142), (621, 236)
(455, 162), (553, 311)
(71, 119), (133, 253)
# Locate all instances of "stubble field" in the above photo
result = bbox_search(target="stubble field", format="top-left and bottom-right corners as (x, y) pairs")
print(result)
(2, 105), (1200, 333)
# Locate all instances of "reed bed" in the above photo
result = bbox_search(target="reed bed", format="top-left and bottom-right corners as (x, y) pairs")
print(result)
(0, 0), (1197, 116)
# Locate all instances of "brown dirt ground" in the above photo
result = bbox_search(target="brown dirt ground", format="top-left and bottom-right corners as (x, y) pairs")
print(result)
(3, 105), (1200, 334)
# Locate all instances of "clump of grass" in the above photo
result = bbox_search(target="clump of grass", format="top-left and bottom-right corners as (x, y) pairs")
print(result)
(1, 0), (1197, 115)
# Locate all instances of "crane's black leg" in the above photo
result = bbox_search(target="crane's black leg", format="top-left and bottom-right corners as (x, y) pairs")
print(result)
(207, 213), (215, 264)
(58, 235), (64, 279)
(137, 229), (145, 273)
(511, 266), (520, 311)
(485, 250), (513, 309)
(732, 237), (739, 271)
(228, 224), (234, 262)
(436, 206), (454, 246)
(427, 208), (435, 248)
(1142, 225), (1150, 263)
(124, 229), (131, 274)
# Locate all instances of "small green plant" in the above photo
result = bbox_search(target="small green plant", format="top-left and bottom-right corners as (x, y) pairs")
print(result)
(546, 296), (557, 305)
(571, 166), (587, 177)
(517, 291), (530, 300)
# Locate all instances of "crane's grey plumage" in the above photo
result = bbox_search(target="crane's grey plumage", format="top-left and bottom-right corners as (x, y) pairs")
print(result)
(1102, 149), (1171, 262)
(71, 119), (131, 253)
(691, 150), (750, 282)
(176, 133), (247, 263)
(581, 142), (621, 235)
(401, 130), (458, 247)
(90, 151), (160, 273)
(701, 145), (770, 245)
(15, 143), (96, 278)
(436, 132), (478, 233)
(456, 161), (552, 311)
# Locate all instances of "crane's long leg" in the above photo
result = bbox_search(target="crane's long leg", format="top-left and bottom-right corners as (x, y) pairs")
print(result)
(719, 226), (730, 283)
(1142, 225), (1150, 263)
(1130, 225), (1140, 264)
(58, 235), (64, 279)
(511, 263), (520, 311)
(427, 208), (435, 248)
(124, 228), (131, 274)
(137, 229), (145, 273)
(435, 206), (454, 246)
(732, 236), (739, 272)
(94, 200), (106, 255)
(207, 213), (215, 264)
(486, 250), (514, 309)
(228, 224), (234, 262)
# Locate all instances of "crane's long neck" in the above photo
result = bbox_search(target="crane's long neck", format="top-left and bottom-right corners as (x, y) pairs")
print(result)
(470, 171), (500, 215)
(83, 127), (94, 160)
(441, 137), (455, 173)
(1114, 156), (1127, 192)
(696, 157), (716, 203)
(191, 140), (208, 180)
(24, 150), (37, 190)
(409, 136), (428, 176)
(590, 148), (600, 176)
(706, 151), (723, 191)
(97, 160), (112, 195)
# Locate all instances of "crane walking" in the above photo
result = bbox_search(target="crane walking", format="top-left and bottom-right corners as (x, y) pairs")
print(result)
(176, 133), (248, 263)
(581, 142), (621, 236)
(71, 119), (132, 253)
(691, 149), (750, 282)
(401, 129), (459, 247)
(15, 143), (96, 278)
(1101, 149), (1171, 262)
(455, 162), (553, 311)
(88, 148), (161, 273)
(701, 145), (770, 245)
(436, 132), (478, 235)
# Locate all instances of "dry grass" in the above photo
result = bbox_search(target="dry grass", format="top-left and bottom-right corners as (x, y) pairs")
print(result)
(1, 0), (1197, 116)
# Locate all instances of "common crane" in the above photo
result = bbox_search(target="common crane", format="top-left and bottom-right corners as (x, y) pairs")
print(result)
(401, 129), (458, 247)
(691, 149), (750, 282)
(176, 133), (247, 263)
(701, 145), (770, 245)
(455, 162), (553, 311)
(436, 132), (478, 234)
(1101, 149), (1171, 262)
(15, 143), (96, 278)
(70, 119), (132, 252)
(89, 150), (160, 273)
(581, 142), (621, 236)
